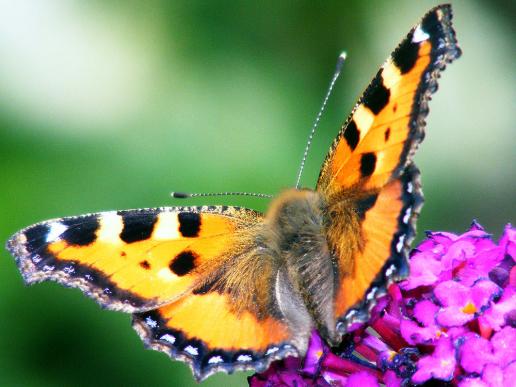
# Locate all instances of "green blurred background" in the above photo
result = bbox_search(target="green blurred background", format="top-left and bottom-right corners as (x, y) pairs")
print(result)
(0, 1), (513, 386)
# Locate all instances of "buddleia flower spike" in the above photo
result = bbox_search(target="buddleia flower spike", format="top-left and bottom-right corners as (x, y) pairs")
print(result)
(249, 222), (516, 386)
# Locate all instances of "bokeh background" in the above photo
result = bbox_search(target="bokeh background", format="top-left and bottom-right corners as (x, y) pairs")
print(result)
(0, 1), (513, 386)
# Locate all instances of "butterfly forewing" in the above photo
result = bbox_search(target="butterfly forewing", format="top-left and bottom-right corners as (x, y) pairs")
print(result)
(6, 206), (262, 312)
(318, 5), (461, 194)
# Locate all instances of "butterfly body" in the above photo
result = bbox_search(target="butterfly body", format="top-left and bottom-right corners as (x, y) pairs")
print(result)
(6, 4), (460, 381)
(263, 188), (337, 345)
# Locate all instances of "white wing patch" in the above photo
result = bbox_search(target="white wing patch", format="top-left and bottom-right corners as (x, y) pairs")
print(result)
(412, 25), (430, 43)
(153, 212), (181, 240)
(97, 211), (123, 243)
(46, 222), (67, 243)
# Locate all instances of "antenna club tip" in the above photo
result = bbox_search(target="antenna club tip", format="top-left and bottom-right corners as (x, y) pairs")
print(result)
(171, 192), (189, 198)
(338, 51), (347, 61)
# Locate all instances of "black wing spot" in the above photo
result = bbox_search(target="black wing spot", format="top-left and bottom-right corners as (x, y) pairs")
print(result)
(344, 120), (360, 151)
(355, 193), (379, 220)
(360, 153), (377, 178)
(343, 120), (360, 151)
(139, 260), (151, 270)
(363, 71), (390, 114)
(178, 212), (201, 237)
(421, 10), (440, 40)
(170, 251), (197, 276)
(119, 212), (158, 243)
(384, 127), (391, 142)
(392, 38), (420, 74)
(24, 224), (51, 252)
(61, 217), (99, 246)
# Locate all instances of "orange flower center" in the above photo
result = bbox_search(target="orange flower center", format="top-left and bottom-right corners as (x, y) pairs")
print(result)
(462, 301), (477, 314)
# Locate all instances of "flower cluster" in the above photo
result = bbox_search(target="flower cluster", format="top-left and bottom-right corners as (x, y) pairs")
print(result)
(249, 222), (515, 386)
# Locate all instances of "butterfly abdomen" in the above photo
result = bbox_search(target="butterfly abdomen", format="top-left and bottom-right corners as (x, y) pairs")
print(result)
(265, 189), (339, 344)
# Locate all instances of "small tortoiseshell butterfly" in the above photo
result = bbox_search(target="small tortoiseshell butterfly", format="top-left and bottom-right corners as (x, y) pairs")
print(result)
(6, 4), (460, 382)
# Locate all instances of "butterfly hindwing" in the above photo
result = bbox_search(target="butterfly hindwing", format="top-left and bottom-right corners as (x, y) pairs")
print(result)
(6, 206), (262, 312)
(330, 164), (423, 331)
(133, 291), (298, 381)
(317, 5), (460, 329)
(132, 208), (313, 380)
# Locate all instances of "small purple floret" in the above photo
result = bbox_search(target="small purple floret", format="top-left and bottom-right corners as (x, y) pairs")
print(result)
(412, 337), (456, 383)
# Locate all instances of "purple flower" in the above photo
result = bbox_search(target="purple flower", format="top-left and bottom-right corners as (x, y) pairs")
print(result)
(411, 337), (456, 383)
(249, 223), (516, 386)
(434, 279), (501, 327)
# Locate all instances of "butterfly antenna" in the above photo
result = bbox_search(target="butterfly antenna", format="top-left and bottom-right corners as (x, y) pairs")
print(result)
(294, 51), (347, 189)
(171, 191), (273, 199)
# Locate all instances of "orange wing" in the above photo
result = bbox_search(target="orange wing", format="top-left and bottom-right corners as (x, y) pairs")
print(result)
(330, 165), (423, 331)
(6, 205), (261, 312)
(133, 292), (298, 381)
(318, 5), (460, 195)
(317, 5), (460, 331)
(7, 205), (302, 380)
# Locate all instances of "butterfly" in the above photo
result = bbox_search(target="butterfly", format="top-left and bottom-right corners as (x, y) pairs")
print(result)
(6, 4), (460, 382)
